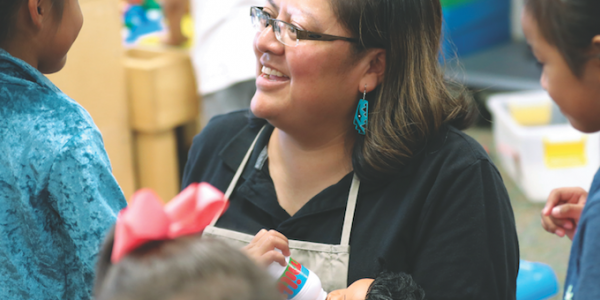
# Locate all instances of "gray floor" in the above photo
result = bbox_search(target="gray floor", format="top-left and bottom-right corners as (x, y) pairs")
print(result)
(465, 126), (571, 300)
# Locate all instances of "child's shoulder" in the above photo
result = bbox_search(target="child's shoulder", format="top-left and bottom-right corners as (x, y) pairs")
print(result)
(1, 81), (101, 156)
(1, 55), (98, 139)
(4, 83), (96, 127)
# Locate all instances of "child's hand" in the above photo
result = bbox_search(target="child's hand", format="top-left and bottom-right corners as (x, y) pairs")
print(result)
(327, 279), (374, 300)
(541, 187), (587, 240)
(243, 229), (291, 267)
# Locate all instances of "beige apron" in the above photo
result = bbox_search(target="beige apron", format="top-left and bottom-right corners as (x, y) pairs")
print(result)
(203, 126), (360, 292)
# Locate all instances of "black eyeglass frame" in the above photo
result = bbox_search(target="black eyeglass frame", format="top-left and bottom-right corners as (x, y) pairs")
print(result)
(250, 6), (359, 44)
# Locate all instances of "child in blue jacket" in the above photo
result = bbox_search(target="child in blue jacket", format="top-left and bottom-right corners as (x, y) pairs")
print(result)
(522, 0), (600, 299)
(0, 0), (127, 298)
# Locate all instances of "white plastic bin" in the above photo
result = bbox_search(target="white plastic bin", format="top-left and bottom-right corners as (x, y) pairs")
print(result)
(487, 91), (600, 202)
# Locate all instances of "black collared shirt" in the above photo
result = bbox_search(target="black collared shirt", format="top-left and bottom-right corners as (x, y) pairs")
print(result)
(182, 110), (519, 300)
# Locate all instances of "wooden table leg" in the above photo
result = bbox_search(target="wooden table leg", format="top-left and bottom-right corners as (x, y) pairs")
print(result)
(135, 130), (180, 202)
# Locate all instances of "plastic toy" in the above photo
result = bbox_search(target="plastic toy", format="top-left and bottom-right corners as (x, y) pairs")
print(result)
(123, 0), (163, 44)
(516, 260), (559, 300)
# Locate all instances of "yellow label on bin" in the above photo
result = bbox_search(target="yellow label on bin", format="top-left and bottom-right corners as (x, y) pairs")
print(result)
(543, 137), (587, 169)
(508, 102), (552, 126)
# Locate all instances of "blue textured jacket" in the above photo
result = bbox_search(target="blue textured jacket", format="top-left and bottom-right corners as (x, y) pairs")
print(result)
(0, 49), (127, 299)
(563, 168), (600, 300)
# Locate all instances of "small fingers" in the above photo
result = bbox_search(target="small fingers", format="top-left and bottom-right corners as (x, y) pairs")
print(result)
(551, 204), (584, 222)
(540, 214), (559, 234)
(244, 229), (290, 264)
(258, 249), (288, 267)
(541, 214), (574, 238)
(243, 229), (268, 252)
(261, 230), (290, 256)
(258, 232), (290, 256)
(543, 187), (587, 216)
(252, 229), (268, 242)
(544, 189), (560, 216)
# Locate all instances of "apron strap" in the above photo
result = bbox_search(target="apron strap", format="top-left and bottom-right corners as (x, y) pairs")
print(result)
(211, 125), (266, 226)
(211, 124), (360, 248)
(340, 174), (360, 247)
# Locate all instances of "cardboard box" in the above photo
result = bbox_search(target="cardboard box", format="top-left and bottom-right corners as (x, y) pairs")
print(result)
(124, 48), (199, 133)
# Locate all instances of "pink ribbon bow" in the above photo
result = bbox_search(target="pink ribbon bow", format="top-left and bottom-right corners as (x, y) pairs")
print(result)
(111, 182), (229, 263)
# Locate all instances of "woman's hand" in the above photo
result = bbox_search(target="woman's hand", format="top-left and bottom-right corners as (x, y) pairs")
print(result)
(541, 187), (587, 240)
(243, 229), (291, 267)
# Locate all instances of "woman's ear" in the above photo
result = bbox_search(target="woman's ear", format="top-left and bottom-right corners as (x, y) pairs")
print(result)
(359, 49), (386, 93)
(27, 0), (45, 29)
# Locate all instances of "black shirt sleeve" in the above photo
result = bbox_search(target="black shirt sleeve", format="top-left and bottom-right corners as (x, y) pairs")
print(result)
(411, 158), (518, 300)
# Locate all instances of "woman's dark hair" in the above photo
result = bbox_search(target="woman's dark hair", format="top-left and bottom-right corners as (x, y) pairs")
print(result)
(0, 0), (65, 45)
(366, 272), (425, 300)
(94, 228), (282, 300)
(525, 0), (600, 76)
(330, 0), (477, 182)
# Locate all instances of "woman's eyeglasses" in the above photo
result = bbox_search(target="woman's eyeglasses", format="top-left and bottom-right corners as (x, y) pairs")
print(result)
(250, 6), (359, 47)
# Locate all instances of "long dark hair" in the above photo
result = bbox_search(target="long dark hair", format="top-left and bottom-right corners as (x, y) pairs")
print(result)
(331, 0), (476, 182)
(94, 228), (281, 300)
(0, 0), (65, 45)
(525, 0), (600, 77)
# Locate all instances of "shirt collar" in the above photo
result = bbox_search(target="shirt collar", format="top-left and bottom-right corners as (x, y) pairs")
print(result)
(216, 119), (450, 193)
(218, 122), (352, 220)
(218, 122), (275, 180)
(0, 48), (63, 94)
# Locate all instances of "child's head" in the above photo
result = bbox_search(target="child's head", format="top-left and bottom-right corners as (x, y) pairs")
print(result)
(365, 272), (425, 300)
(327, 272), (425, 300)
(522, 0), (600, 133)
(95, 184), (281, 300)
(0, 0), (83, 73)
(94, 228), (282, 300)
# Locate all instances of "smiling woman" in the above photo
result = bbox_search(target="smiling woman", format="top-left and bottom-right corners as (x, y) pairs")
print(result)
(182, 0), (519, 299)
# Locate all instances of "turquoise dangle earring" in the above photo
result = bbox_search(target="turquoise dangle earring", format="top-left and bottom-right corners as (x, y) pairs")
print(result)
(353, 85), (368, 135)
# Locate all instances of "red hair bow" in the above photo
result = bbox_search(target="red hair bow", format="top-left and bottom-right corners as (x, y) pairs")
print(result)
(111, 182), (229, 263)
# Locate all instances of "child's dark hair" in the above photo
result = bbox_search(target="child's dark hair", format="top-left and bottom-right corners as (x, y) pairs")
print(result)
(94, 227), (282, 300)
(0, 0), (65, 44)
(525, 0), (600, 77)
(366, 272), (425, 300)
